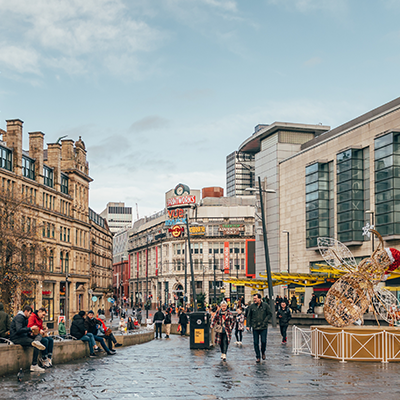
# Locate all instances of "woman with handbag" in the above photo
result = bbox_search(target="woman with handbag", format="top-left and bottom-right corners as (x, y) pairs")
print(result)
(211, 301), (235, 361)
(97, 315), (122, 350)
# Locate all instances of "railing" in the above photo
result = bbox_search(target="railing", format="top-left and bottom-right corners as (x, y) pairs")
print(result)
(292, 325), (400, 363)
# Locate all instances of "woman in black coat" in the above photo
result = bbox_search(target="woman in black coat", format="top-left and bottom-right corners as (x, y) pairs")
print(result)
(277, 301), (291, 344)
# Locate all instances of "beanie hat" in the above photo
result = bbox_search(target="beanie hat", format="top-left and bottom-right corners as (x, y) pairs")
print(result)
(78, 311), (85, 317)
(385, 248), (400, 272)
(88, 310), (94, 315)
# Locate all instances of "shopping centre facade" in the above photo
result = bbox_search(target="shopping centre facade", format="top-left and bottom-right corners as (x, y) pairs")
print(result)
(127, 185), (256, 307)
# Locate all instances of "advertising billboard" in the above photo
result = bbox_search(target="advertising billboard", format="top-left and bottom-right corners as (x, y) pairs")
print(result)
(246, 239), (256, 278)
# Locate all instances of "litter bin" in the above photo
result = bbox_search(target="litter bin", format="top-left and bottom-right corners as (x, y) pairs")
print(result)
(189, 312), (211, 349)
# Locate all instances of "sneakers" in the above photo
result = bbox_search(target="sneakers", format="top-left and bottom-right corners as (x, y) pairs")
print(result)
(30, 364), (45, 373)
(107, 350), (116, 355)
(238, 342), (242, 347)
(115, 343), (122, 347)
(221, 354), (227, 361)
(89, 353), (97, 357)
(32, 340), (46, 351)
(234, 341), (239, 345)
(256, 358), (260, 363)
(262, 353), (266, 360)
(45, 359), (52, 368)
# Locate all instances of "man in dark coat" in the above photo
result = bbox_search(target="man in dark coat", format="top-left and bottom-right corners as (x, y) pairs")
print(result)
(178, 308), (188, 336)
(153, 308), (165, 339)
(0, 302), (11, 338)
(84, 310), (115, 355)
(70, 311), (97, 357)
(246, 293), (272, 363)
(10, 305), (46, 372)
(164, 308), (172, 338)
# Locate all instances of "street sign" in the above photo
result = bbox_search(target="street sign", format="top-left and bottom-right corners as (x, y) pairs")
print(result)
(92, 296), (98, 302)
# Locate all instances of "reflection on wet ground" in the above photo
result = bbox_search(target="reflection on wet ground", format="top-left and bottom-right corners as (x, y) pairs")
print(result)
(1, 328), (400, 399)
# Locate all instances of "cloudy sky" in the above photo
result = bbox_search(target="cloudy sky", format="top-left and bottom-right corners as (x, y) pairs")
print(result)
(1, 0), (400, 217)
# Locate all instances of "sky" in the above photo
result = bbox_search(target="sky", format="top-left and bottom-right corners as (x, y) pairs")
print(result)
(1, 0), (400, 218)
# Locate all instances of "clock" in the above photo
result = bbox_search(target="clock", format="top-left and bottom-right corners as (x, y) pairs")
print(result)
(174, 183), (190, 196)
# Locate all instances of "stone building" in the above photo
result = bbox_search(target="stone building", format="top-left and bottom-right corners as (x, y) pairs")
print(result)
(127, 185), (256, 308)
(0, 119), (113, 328)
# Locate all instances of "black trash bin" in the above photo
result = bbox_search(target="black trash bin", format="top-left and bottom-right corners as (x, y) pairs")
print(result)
(189, 312), (211, 349)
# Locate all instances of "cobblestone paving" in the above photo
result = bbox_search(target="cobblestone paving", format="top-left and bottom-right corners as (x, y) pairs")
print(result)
(2, 328), (400, 399)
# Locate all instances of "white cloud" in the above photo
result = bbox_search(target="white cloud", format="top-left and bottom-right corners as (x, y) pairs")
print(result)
(0, 43), (40, 74)
(304, 56), (322, 67)
(268, 0), (348, 14)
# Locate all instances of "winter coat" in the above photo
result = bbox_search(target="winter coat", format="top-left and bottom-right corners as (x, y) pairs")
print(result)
(153, 311), (165, 324)
(70, 314), (86, 339)
(235, 313), (245, 331)
(0, 303), (11, 337)
(28, 311), (44, 331)
(277, 307), (291, 326)
(127, 319), (135, 330)
(211, 310), (235, 345)
(164, 313), (172, 324)
(246, 301), (272, 330)
(85, 316), (98, 335)
(10, 311), (32, 341)
(178, 312), (188, 326)
(290, 296), (298, 308)
(58, 322), (67, 336)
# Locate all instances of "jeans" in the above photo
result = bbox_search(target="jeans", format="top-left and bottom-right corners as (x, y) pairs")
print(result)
(280, 324), (288, 341)
(106, 333), (117, 349)
(12, 335), (40, 365)
(253, 329), (268, 359)
(235, 330), (243, 342)
(180, 324), (187, 336)
(41, 336), (54, 359)
(155, 323), (162, 338)
(81, 333), (95, 354)
(94, 335), (111, 352)
(219, 333), (229, 354)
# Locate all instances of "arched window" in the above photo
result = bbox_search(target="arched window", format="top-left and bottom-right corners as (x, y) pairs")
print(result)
(60, 251), (64, 273)
(65, 253), (69, 274)
(49, 250), (54, 272)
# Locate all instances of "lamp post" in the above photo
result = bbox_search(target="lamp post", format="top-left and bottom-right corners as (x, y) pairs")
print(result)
(282, 230), (290, 274)
(185, 213), (197, 311)
(365, 210), (375, 252)
(246, 177), (277, 327)
(209, 252), (217, 305)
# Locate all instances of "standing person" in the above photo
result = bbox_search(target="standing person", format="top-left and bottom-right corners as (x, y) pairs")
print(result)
(246, 293), (272, 363)
(309, 294), (317, 313)
(234, 307), (245, 346)
(277, 301), (291, 344)
(10, 305), (45, 372)
(137, 308), (142, 325)
(164, 308), (172, 338)
(211, 301), (235, 361)
(290, 295), (298, 314)
(0, 302), (11, 339)
(28, 307), (54, 368)
(153, 308), (165, 339)
(178, 308), (188, 336)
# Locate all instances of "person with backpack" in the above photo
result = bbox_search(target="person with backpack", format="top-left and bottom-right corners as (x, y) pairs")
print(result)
(277, 301), (291, 344)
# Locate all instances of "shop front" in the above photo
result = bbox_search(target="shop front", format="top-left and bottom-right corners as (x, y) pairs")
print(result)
(42, 281), (55, 328)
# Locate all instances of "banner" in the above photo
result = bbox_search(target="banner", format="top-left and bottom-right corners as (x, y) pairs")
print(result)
(224, 242), (230, 274)
(155, 247), (158, 276)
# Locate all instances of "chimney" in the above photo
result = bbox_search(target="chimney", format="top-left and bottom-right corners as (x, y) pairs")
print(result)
(46, 143), (61, 191)
(29, 132), (44, 184)
(61, 139), (75, 171)
(5, 119), (23, 175)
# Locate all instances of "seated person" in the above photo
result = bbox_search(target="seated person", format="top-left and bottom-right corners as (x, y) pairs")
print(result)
(58, 319), (66, 338)
(127, 316), (135, 331)
(0, 302), (11, 339)
(97, 315), (121, 350)
(70, 311), (98, 357)
(85, 310), (115, 355)
(10, 305), (46, 372)
(28, 307), (54, 368)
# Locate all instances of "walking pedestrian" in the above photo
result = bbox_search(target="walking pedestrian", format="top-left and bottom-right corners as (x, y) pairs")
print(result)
(153, 308), (165, 339)
(246, 293), (272, 363)
(234, 307), (245, 346)
(164, 308), (172, 338)
(211, 301), (235, 361)
(290, 295), (298, 314)
(277, 301), (291, 344)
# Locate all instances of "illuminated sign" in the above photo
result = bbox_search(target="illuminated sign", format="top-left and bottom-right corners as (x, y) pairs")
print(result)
(219, 224), (245, 236)
(165, 217), (187, 226)
(168, 209), (185, 219)
(167, 195), (196, 208)
(170, 225), (183, 238)
(189, 226), (205, 236)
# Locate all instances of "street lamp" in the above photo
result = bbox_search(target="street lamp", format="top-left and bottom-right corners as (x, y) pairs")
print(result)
(209, 252), (217, 305)
(246, 177), (277, 327)
(185, 214), (198, 311)
(282, 230), (290, 274)
(365, 210), (375, 252)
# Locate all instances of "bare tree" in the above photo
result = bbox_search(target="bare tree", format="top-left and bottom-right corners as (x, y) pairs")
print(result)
(0, 188), (45, 314)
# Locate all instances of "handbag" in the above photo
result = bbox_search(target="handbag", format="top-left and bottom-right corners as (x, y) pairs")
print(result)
(177, 324), (181, 333)
(105, 328), (112, 336)
(214, 324), (223, 333)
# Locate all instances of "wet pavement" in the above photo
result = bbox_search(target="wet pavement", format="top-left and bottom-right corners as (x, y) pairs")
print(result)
(2, 327), (400, 399)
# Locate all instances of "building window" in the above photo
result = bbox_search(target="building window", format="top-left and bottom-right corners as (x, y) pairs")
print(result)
(305, 162), (331, 248)
(49, 250), (54, 272)
(65, 253), (69, 274)
(22, 156), (35, 180)
(43, 166), (53, 188)
(0, 146), (12, 171)
(60, 252), (64, 273)
(61, 173), (69, 194)
(336, 149), (364, 242)
(374, 132), (400, 236)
